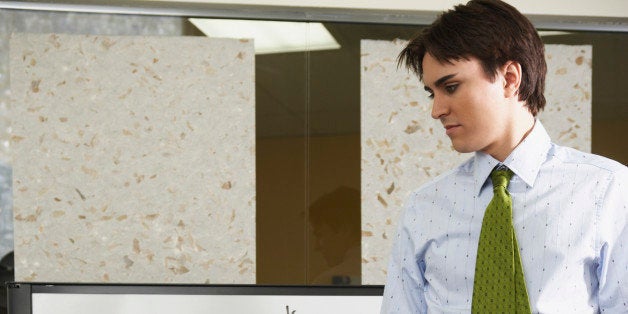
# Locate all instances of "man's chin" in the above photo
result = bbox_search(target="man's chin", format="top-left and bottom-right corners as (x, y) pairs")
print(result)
(450, 141), (475, 154)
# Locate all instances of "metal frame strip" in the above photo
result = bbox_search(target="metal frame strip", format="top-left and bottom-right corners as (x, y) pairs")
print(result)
(1, 0), (627, 32)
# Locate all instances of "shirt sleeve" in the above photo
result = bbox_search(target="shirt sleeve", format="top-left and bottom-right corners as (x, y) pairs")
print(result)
(597, 166), (628, 311)
(381, 193), (428, 314)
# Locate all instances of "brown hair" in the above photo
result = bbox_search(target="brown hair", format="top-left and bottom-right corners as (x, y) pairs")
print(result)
(398, 0), (546, 116)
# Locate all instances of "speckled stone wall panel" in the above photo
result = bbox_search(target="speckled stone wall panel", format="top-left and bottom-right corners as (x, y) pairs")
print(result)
(10, 34), (255, 283)
(360, 40), (592, 284)
(0, 11), (183, 258)
(540, 45), (592, 151)
(0, 9), (183, 163)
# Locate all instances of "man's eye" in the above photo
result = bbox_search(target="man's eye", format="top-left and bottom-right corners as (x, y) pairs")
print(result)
(445, 84), (458, 94)
(427, 92), (434, 99)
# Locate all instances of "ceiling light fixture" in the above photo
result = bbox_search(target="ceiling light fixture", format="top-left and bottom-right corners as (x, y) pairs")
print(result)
(189, 18), (341, 55)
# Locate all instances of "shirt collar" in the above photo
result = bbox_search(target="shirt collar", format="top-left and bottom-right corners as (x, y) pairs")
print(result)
(473, 120), (551, 196)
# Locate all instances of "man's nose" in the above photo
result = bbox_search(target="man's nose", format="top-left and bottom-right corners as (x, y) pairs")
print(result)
(430, 94), (449, 119)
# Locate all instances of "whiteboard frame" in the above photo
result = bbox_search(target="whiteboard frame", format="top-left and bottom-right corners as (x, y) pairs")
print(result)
(7, 282), (384, 314)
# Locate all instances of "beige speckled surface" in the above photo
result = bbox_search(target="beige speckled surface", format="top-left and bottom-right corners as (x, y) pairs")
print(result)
(0, 9), (184, 164)
(360, 40), (592, 284)
(541, 45), (592, 151)
(10, 34), (255, 283)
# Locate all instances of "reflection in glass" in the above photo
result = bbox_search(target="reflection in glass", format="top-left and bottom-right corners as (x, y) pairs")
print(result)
(308, 187), (360, 285)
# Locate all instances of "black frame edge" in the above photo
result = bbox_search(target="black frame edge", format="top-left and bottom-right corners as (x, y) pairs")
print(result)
(7, 282), (31, 314)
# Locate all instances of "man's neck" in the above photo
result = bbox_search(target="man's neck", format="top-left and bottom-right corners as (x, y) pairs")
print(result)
(487, 110), (536, 162)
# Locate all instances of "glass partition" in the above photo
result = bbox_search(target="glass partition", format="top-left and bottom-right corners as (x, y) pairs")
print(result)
(0, 4), (626, 296)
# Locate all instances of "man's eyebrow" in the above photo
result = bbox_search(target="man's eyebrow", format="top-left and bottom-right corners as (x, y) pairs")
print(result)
(425, 73), (457, 91)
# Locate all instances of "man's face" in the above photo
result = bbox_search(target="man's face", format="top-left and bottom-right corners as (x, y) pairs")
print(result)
(422, 53), (512, 156)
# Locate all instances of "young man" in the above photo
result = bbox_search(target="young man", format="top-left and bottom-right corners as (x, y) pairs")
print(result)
(381, 1), (628, 313)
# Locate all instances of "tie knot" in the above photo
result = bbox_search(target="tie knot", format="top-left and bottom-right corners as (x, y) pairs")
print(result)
(490, 167), (514, 189)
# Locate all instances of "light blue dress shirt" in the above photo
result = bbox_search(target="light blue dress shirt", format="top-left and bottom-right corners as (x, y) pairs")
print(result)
(381, 121), (628, 313)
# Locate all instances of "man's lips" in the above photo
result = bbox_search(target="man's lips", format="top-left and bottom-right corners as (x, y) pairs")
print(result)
(444, 124), (461, 135)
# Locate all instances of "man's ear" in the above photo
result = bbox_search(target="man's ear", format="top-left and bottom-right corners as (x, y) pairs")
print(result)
(502, 61), (522, 98)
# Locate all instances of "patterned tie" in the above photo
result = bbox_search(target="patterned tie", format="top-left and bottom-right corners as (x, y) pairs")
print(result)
(472, 167), (531, 313)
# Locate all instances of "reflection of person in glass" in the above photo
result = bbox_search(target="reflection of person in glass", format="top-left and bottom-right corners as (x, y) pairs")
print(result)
(308, 187), (360, 285)
(382, 0), (628, 313)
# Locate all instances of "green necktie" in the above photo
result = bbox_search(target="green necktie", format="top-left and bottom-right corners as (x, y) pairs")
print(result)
(472, 167), (531, 313)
